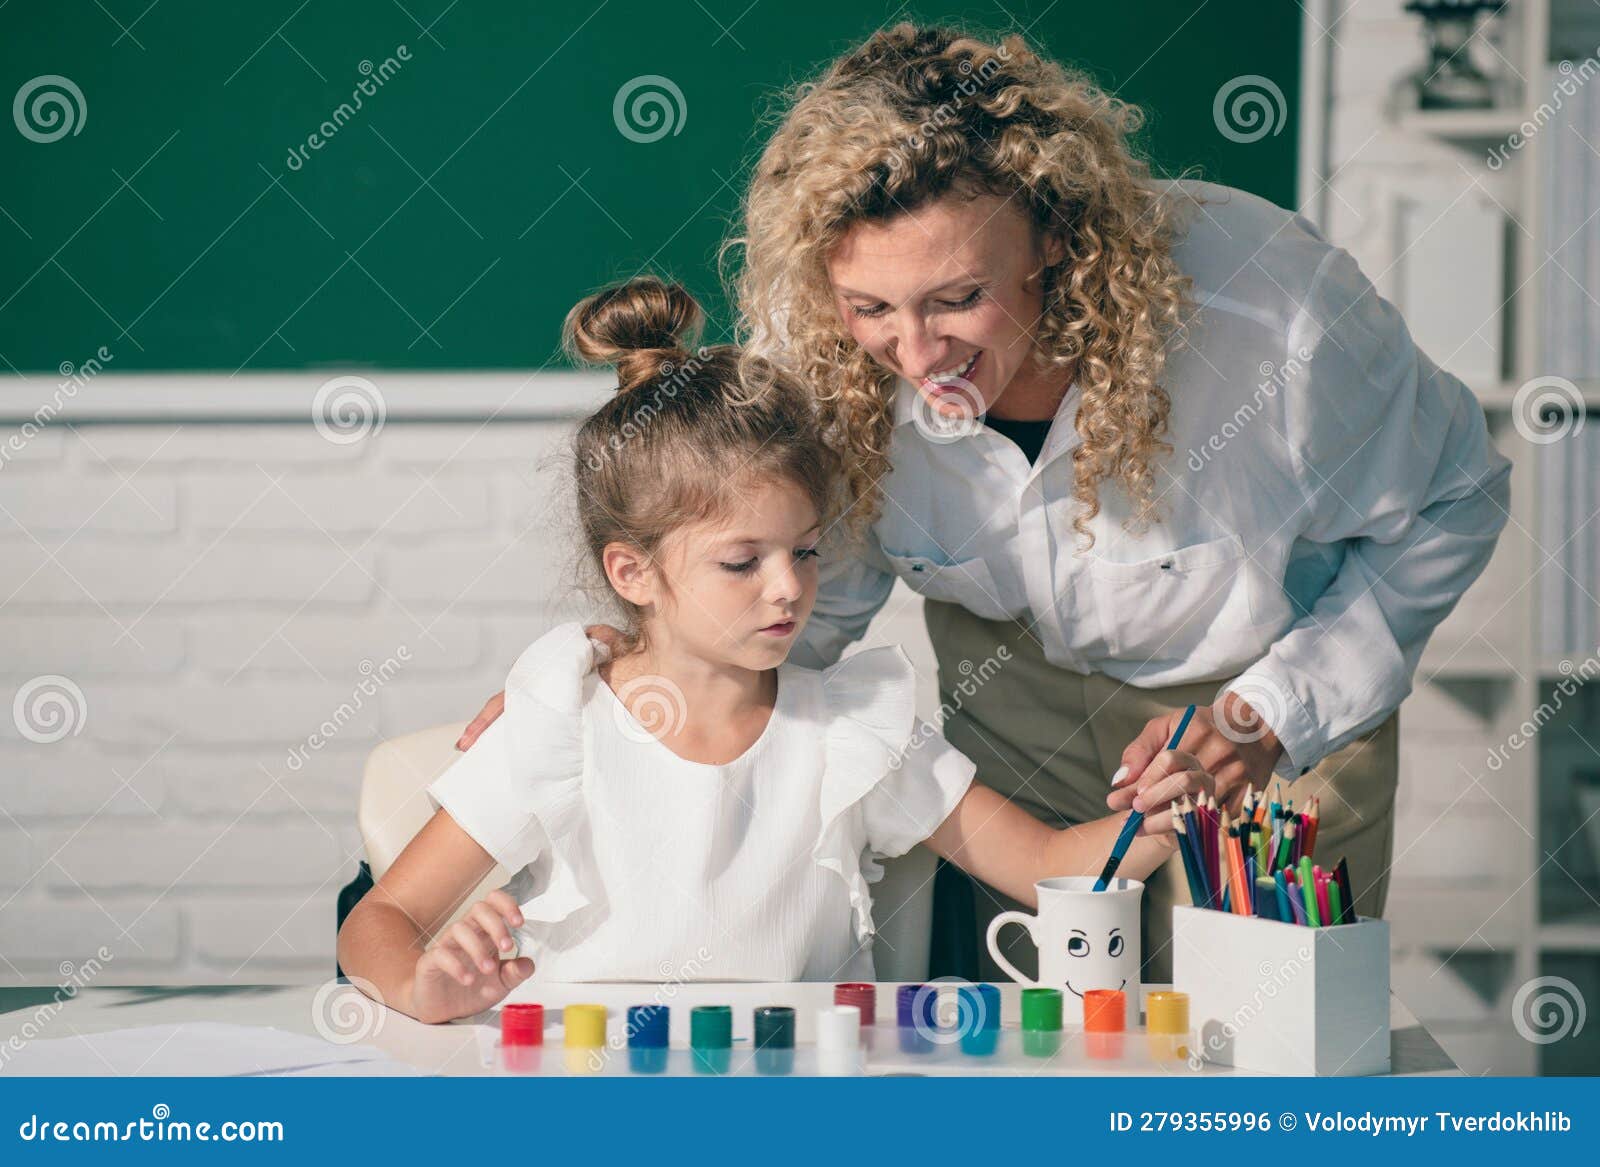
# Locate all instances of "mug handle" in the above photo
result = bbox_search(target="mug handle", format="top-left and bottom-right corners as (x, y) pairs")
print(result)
(985, 909), (1039, 986)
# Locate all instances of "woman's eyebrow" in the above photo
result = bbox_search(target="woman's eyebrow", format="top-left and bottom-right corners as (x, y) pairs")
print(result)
(836, 274), (985, 298)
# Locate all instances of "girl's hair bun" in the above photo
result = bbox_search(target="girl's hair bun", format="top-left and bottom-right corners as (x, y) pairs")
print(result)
(563, 276), (704, 392)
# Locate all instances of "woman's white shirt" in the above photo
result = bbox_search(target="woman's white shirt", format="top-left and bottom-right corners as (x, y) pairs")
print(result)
(426, 623), (975, 982)
(787, 179), (1512, 780)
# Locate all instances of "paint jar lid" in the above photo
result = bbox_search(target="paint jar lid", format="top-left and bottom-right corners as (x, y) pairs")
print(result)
(626, 1005), (668, 1048)
(958, 983), (1000, 1032)
(896, 983), (935, 1029)
(815, 1005), (860, 1052)
(1145, 990), (1190, 1035)
(690, 1004), (732, 1049)
(833, 982), (876, 1026)
(753, 1006), (796, 1050)
(563, 1003), (606, 1047)
(1020, 987), (1063, 1032)
(500, 1003), (544, 1046)
(1082, 989), (1126, 1033)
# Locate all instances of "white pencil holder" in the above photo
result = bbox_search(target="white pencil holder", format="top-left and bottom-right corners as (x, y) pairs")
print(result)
(1171, 905), (1391, 1076)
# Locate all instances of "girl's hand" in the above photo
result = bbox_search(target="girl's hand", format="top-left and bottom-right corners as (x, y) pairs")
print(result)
(1107, 749), (1213, 835)
(408, 890), (534, 1024)
(455, 623), (626, 751)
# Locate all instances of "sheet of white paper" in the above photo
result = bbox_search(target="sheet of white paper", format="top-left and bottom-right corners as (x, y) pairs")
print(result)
(2, 1022), (421, 1077)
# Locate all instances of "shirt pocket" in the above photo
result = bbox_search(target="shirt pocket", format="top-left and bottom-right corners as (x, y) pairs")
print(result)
(881, 549), (1014, 622)
(1084, 533), (1260, 667)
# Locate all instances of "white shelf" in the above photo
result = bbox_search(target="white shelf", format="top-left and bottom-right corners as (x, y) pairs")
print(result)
(1397, 108), (1531, 141)
(1470, 381), (1600, 411)
(1540, 910), (1600, 952)
(1540, 657), (1600, 680)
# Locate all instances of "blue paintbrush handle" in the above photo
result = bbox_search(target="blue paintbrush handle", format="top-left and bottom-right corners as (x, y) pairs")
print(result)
(1092, 704), (1198, 891)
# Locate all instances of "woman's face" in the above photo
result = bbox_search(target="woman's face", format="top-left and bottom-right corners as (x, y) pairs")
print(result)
(825, 192), (1065, 420)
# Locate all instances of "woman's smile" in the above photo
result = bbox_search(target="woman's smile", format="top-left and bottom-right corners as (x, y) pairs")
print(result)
(921, 349), (980, 388)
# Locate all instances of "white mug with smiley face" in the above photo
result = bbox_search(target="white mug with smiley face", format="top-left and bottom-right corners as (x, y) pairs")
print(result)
(985, 875), (1143, 1028)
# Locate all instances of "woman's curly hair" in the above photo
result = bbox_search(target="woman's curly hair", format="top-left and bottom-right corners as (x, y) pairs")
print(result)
(726, 22), (1195, 546)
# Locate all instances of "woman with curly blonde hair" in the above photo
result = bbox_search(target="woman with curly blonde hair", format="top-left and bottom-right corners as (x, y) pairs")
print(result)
(464, 23), (1509, 986)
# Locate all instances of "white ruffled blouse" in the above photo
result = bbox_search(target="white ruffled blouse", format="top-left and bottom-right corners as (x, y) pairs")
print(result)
(426, 623), (976, 983)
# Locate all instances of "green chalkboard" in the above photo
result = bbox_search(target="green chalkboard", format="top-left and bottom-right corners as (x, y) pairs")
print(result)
(0, 1), (1299, 373)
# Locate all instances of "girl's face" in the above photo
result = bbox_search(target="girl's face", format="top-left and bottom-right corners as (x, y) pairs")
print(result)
(605, 475), (822, 672)
(825, 192), (1065, 420)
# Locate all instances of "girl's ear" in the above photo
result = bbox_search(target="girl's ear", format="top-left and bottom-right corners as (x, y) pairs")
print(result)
(602, 541), (655, 608)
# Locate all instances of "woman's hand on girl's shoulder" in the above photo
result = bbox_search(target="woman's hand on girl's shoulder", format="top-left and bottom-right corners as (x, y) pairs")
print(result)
(455, 623), (627, 751)
(407, 889), (534, 1024)
(457, 691), (504, 751)
(1108, 749), (1214, 835)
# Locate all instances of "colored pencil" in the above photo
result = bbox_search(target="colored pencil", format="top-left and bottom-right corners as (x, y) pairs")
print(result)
(1314, 868), (1332, 926)
(1334, 856), (1357, 923)
(1282, 870), (1306, 924)
(1298, 856), (1320, 926)
(1254, 876), (1280, 919)
(1230, 826), (1250, 915)
(1173, 809), (1207, 908)
(1327, 879), (1345, 927)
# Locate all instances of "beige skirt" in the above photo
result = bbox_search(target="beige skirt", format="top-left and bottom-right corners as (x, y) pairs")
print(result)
(922, 598), (1400, 985)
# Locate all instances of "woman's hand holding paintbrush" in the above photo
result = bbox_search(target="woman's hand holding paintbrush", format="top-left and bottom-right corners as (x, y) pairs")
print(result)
(1101, 746), (1213, 834)
(1093, 705), (1203, 891)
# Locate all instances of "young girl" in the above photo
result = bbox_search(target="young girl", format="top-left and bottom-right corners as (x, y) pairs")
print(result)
(336, 277), (1213, 1025)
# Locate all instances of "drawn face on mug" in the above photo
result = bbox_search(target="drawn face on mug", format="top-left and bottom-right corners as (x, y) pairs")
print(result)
(986, 876), (1143, 1027)
(1062, 924), (1135, 1000)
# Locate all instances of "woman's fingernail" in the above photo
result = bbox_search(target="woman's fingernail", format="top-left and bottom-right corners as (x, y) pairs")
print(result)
(499, 938), (511, 950)
(1110, 764), (1129, 787)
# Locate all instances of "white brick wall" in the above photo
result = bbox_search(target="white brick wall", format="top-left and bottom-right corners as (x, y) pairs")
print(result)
(0, 417), (936, 985)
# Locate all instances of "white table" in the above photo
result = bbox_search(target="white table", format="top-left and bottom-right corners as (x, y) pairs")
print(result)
(0, 981), (1461, 1076)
